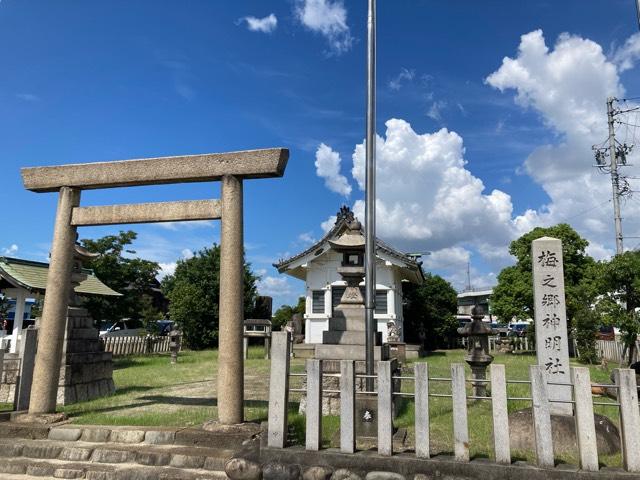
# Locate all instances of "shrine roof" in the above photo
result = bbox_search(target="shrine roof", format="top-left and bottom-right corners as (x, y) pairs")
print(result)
(0, 256), (121, 296)
(273, 206), (424, 283)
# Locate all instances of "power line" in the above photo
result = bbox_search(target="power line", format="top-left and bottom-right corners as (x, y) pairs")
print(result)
(557, 198), (612, 224)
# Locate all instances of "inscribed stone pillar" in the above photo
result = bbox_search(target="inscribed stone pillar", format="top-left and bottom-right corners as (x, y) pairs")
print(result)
(532, 236), (572, 415)
(218, 175), (244, 424)
(29, 187), (80, 414)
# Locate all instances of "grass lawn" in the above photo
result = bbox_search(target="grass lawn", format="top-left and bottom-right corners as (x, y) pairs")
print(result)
(60, 346), (291, 426)
(7, 347), (621, 467)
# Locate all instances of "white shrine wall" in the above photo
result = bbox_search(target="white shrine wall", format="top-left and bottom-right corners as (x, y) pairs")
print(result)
(303, 250), (404, 344)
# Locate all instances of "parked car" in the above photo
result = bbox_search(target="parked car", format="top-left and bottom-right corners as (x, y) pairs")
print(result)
(490, 322), (509, 337)
(99, 318), (145, 337)
(597, 325), (616, 341)
(507, 323), (529, 337)
(148, 320), (175, 336)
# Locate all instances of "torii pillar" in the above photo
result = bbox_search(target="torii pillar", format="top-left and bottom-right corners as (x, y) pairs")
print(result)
(21, 148), (289, 424)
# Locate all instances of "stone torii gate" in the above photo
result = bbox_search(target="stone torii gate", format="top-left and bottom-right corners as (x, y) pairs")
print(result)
(21, 148), (289, 425)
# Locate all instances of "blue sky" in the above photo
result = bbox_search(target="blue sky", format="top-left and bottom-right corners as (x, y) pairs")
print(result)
(2, 0), (640, 309)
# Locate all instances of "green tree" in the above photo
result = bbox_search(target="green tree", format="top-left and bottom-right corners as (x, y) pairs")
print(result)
(598, 251), (640, 364)
(139, 294), (163, 333)
(272, 297), (306, 330)
(573, 302), (600, 364)
(0, 294), (10, 328)
(571, 261), (603, 363)
(161, 245), (258, 350)
(80, 231), (161, 322)
(492, 224), (596, 323)
(402, 272), (458, 350)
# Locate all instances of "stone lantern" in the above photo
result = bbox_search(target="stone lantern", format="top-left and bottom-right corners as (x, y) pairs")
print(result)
(458, 305), (494, 398)
(328, 212), (366, 307)
(69, 242), (100, 307)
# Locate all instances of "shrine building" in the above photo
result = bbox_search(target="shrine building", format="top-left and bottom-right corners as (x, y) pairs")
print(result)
(274, 207), (424, 344)
(0, 256), (120, 353)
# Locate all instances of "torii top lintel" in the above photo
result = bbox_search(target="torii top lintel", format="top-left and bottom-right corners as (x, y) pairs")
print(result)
(21, 147), (289, 193)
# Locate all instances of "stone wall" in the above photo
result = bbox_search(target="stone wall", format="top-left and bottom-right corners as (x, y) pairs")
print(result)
(57, 307), (115, 404)
(0, 353), (19, 404)
(0, 307), (115, 406)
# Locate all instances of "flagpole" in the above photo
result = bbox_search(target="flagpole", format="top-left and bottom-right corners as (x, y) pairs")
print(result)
(365, 0), (377, 390)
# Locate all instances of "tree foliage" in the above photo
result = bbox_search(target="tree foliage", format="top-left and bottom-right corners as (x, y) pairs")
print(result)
(402, 272), (458, 350)
(598, 251), (640, 363)
(80, 231), (161, 323)
(0, 294), (10, 326)
(491, 224), (596, 323)
(272, 297), (306, 330)
(161, 245), (258, 350)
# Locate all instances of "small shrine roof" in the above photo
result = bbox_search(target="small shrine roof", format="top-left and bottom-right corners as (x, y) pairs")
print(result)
(244, 318), (272, 326)
(0, 256), (121, 296)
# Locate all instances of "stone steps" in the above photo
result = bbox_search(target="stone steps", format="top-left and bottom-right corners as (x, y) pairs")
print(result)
(0, 457), (228, 479)
(0, 421), (262, 478)
(0, 437), (233, 480)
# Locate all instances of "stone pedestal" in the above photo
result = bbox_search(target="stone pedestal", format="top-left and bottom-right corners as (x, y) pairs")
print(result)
(387, 341), (406, 364)
(57, 307), (115, 404)
(0, 308), (115, 407)
(470, 365), (487, 398)
(314, 303), (386, 361)
(298, 358), (401, 423)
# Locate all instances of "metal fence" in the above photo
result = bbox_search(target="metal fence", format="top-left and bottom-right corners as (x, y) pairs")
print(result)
(268, 331), (640, 473)
(100, 335), (172, 357)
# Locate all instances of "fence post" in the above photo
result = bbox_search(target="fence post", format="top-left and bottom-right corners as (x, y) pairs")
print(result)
(490, 364), (510, 465)
(340, 360), (356, 454)
(451, 363), (469, 462)
(530, 365), (554, 468)
(378, 360), (393, 456)
(268, 331), (291, 448)
(571, 367), (598, 471)
(614, 368), (640, 472)
(414, 362), (430, 459)
(306, 359), (323, 451)
(15, 328), (37, 411)
(0, 350), (4, 393)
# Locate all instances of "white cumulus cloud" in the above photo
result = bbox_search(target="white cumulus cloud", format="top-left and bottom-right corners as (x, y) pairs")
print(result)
(315, 143), (352, 196)
(1, 244), (18, 256)
(486, 29), (640, 256)
(349, 118), (521, 256)
(257, 276), (294, 297)
(298, 232), (316, 245)
(612, 32), (640, 72)
(312, 29), (640, 289)
(389, 68), (415, 91)
(295, 0), (353, 55)
(240, 13), (278, 33)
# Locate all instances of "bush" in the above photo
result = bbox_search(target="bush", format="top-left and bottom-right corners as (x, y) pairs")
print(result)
(162, 246), (257, 350)
(573, 305), (599, 364)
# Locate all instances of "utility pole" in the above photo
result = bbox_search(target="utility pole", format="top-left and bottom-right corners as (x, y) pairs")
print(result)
(466, 262), (472, 291)
(607, 97), (624, 254)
